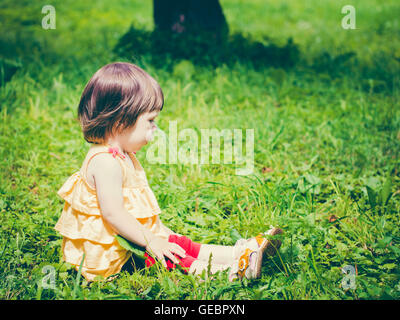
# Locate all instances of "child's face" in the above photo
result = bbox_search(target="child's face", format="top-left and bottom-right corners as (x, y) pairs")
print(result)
(113, 111), (159, 153)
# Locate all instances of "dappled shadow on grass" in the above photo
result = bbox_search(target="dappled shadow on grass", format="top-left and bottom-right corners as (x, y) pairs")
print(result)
(114, 24), (300, 70)
(1, 23), (398, 94)
(309, 50), (399, 93)
(115, 24), (399, 93)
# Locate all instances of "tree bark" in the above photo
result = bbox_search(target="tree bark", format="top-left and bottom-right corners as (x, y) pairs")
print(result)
(153, 0), (229, 40)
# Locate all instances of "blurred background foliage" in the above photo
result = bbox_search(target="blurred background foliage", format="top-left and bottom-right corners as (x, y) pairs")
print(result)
(0, 0), (399, 91)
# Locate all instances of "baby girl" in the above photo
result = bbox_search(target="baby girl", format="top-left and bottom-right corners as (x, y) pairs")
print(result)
(54, 62), (283, 282)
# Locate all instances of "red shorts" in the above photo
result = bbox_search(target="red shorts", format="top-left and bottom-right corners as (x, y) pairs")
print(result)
(144, 234), (201, 272)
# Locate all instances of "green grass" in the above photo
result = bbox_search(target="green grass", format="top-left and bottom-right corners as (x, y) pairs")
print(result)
(0, 0), (399, 300)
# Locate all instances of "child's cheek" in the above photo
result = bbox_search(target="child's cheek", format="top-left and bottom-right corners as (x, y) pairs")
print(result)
(145, 129), (155, 142)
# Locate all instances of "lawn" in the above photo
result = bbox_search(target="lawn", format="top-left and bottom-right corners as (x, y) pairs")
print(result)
(0, 0), (399, 300)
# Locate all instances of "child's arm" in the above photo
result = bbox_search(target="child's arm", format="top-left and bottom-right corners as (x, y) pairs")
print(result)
(90, 154), (186, 267)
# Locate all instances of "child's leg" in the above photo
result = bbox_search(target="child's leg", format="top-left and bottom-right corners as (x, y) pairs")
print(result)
(188, 259), (231, 275)
(168, 234), (240, 265)
(168, 234), (202, 259)
(143, 234), (201, 272)
(144, 251), (236, 280)
(157, 229), (283, 281)
(144, 235), (236, 270)
(144, 235), (239, 281)
(197, 244), (238, 265)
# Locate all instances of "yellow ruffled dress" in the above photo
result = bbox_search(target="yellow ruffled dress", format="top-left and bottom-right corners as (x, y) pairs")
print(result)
(54, 144), (169, 281)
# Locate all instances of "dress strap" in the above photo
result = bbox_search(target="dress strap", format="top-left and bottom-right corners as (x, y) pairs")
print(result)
(80, 145), (127, 191)
(126, 151), (145, 173)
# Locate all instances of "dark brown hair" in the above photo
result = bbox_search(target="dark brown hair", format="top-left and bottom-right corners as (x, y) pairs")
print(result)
(77, 62), (164, 144)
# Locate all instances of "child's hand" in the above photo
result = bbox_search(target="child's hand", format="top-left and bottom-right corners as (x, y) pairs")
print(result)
(146, 237), (186, 268)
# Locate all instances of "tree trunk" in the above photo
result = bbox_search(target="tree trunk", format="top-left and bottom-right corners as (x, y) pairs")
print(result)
(153, 0), (229, 40)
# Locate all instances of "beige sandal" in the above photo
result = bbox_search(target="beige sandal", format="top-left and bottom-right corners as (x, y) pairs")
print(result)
(232, 227), (283, 280)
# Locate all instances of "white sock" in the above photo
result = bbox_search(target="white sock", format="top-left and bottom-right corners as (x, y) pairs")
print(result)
(196, 244), (236, 265)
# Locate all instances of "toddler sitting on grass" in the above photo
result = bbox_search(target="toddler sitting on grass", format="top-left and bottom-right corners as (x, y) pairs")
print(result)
(54, 62), (283, 282)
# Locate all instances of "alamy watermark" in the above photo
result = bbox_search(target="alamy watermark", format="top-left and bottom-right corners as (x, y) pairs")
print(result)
(40, 265), (56, 290)
(341, 265), (357, 290)
(42, 5), (56, 30)
(146, 121), (254, 175)
(341, 5), (356, 29)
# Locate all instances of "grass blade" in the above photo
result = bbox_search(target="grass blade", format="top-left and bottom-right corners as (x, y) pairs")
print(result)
(72, 253), (85, 299)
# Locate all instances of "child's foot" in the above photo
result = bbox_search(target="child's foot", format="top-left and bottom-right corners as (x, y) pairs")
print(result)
(235, 226), (283, 257)
(229, 226), (283, 281)
(260, 226), (284, 256)
(236, 248), (262, 280)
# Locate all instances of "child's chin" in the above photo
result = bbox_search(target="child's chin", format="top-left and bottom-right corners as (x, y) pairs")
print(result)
(145, 136), (155, 143)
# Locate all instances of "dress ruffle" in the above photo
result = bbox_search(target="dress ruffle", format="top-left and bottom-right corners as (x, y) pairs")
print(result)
(57, 172), (100, 216)
(54, 202), (116, 244)
(61, 237), (132, 281)
(60, 237), (130, 270)
(54, 145), (163, 281)
(123, 186), (162, 218)
(54, 201), (130, 275)
(57, 171), (161, 219)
